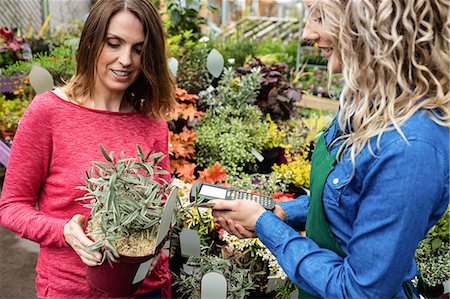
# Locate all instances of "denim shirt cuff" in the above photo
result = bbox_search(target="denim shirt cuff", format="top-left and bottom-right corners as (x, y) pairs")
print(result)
(255, 211), (285, 249)
(277, 196), (308, 227)
(278, 201), (297, 225)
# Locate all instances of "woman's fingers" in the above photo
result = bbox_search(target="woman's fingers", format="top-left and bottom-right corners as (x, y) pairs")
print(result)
(235, 223), (257, 238)
(64, 214), (102, 266)
(226, 218), (245, 239)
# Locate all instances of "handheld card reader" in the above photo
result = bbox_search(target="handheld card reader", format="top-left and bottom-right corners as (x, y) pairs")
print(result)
(190, 182), (276, 210)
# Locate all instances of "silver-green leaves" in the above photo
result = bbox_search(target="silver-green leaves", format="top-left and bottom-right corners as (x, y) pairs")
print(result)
(76, 144), (172, 259)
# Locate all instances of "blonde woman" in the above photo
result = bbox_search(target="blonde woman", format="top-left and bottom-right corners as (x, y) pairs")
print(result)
(0, 0), (176, 298)
(212, 0), (449, 298)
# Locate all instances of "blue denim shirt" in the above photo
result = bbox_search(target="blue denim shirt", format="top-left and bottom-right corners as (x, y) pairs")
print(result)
(255, 110), (449, 298)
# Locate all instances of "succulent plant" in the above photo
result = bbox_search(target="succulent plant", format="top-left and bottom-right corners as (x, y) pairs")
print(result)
(77, 144), (173, 261)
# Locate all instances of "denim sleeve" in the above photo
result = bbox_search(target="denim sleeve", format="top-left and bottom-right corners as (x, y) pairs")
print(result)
(277, 195), (309, 229)
(255, 139), (447, 298)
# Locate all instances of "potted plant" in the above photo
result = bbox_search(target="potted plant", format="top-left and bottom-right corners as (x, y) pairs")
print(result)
(415, 206), (449, 298)
(76, 144), (176, 297)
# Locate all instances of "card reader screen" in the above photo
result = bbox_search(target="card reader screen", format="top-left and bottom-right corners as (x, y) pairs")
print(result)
(199, 185), (227, 199)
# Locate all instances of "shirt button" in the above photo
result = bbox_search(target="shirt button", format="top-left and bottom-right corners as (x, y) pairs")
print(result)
(333, 178), (339, 185)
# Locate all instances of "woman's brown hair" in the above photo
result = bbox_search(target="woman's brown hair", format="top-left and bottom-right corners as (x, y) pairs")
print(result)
(66, 0), (176, 119)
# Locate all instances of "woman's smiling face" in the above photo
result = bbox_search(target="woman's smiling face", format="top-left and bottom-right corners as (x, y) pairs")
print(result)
(94, 10), (145, 98)
(302, 0), (342, 73)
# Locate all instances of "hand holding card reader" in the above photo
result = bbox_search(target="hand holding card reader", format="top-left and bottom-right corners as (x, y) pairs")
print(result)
(190, 182), (275, 210)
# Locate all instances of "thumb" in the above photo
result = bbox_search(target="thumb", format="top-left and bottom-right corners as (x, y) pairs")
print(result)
(72, 214), (86, 226)
(209, 199), (232, 211)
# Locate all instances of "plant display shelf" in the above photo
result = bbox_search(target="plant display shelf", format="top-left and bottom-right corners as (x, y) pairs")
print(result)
(297, 94), (339, 113)
(220, 16), (300, 41)
(0, 138), (10, 168)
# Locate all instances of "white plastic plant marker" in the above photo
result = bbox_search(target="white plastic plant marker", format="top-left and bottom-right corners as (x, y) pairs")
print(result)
(290, 289), (299, 299)
(267, 276), (286, 292)
(182, 264), (195, 275)
(29, 64), (54, 94)
(201, 271), (227, 299)
(206, 48), (224, 78)
(162, 239), (170, 256)
(168, 57), (179, 77)
(132, 257), (153, 284)
(156, 187), (178, 247)
(180, 228), (201, 257)
(250, 147), (264, 162)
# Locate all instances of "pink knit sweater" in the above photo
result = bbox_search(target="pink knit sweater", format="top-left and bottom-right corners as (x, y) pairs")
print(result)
(0, 91), (172, 298)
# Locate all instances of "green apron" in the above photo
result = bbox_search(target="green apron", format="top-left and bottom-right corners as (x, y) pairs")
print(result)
(297, 131), (344, 299)
(298, 130), (414, 299)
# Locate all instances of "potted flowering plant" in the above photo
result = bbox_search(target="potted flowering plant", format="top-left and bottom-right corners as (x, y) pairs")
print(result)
(77, 144), (176, 297)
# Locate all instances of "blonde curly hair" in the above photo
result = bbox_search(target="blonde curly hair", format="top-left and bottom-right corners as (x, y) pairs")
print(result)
(311, 0), (450, 163)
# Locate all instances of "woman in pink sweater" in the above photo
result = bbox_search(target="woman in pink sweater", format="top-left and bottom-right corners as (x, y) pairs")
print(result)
(0, 0), (176, 298)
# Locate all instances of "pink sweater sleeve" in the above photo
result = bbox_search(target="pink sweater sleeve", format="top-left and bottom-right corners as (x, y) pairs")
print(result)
(0, 95), (68, 248)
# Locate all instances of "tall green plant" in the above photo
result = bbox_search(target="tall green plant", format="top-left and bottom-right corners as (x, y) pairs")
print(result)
(199, 67), (261, 110)
(195, 104), (269, 173)
(167, 30), (212, 94)
(162, 0), (212, 39)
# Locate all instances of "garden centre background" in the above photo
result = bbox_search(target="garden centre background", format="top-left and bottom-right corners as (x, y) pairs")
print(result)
(0, 0), (448, 298)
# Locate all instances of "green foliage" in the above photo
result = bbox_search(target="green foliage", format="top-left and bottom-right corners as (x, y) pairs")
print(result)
(49, 20), (83, 49)
(213, 34), (256, 68)
(2, 44), (76, 85)
(415, 206), (450, 286)
(0, 50), (15, 69)
(428, 207), (450, 246)
(254, 37), (298, 68)
(162, 0), (210, 39)
(0, 95), (30, 132)
(199, 67), (261, 110)
(299, 67), (344, 99)
(195, 67), (268, 172)
(195, 104), (269, 173)
(76, 145), (172, 259)
(173, 255), (264, 299)
(167, 31), (212, 94)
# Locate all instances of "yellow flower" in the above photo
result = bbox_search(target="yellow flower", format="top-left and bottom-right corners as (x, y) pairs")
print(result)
(273, 150), (311, 188)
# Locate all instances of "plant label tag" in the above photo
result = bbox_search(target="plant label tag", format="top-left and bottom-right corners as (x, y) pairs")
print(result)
(180, 228), (201, 257)
(156, 187), (178, 247)
(132, 258), (153, 284)
(201, 272), (227, 299)
(251, 147), (264, 162)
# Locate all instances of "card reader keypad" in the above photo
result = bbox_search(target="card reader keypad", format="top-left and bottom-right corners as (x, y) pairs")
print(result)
(225, 190), (275, 210)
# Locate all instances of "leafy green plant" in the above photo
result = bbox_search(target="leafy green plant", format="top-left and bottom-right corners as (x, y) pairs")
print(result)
(415, 206), (450, 287)
(168, 31), (213, 95)
(0, 94), (30, 132)
(194, 67), (269, 173)
(213, 33), (256, 68)
(299, 67), (344, 99)
(195, 104), (269, 173)
(170, 178), (295, 298)
(199, 66), (261, 110)
(3, 44), (76, 85)
(254, 37), (298, 68)
(173, 255), (264, 299)
(48, 20), (83, 49)
(277, 113), (332, 155)
(76, 145), (173, 261)
(162, 0), (213, 39)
